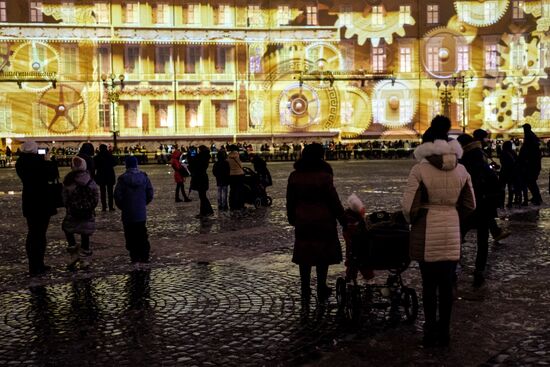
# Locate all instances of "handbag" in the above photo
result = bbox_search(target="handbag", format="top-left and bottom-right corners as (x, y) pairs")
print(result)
(47, 179), (64, 209)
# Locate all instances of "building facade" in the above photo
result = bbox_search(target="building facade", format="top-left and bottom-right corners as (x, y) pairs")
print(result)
(0, 0), (548, 145)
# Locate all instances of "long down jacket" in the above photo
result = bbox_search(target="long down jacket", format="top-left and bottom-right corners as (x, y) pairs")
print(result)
(401, 139), (476, 263)
(61, 170), (99, 235)
(286, 161), (346, 266)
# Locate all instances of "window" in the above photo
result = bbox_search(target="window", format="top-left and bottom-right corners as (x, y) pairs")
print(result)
(400, 99), (413, 123)
(340, 100), (353, 125)
(399, 6), (411, 25)
(186, 3), (200, 25)
(30, 1), (43, 22)
(248, 5), (262, 27)
(540, 41), (550, 69)
(98, 103), (110, 129)
(97, 45), (111, 75)
(215, 46), (227, 73)
(484, 1), (497, 24)
(124, 45), (140, 74)
(539, 96), (550, 120)
(372, 46), (385, 72)
(249, 45), (262, 73)
(373, 98), (386, 124)
(340, 5), (352, 27)
(153, 2), (171, 25)
(94, 2), (110, 24)
(485, 44), (498, 71)
(427, 46), (440, 72)
(0, 1), (7, 22)
(427, 4), (439, 24)
(306, 5), (318, 25)
(544, 0), (550, 18)
(428, 99), (441, 121)
(185, 102), (200, 127)
(214, 101), (229, 128)
(511, 39), (525, 70)
(277, 5), (290, 25)
(123, 2), (139, 24)
(123, 102), (139, 128)
(512, 1), (524, 20)
(61, 45), (78, 74)
(457, 2), (471, 23)
(371, 6), (384, 27)
(185, 46), (201, 73)
(61, 1), (75, 23)
(512, 96), (525, 121)
(484, 97), (498, 122)
(456, 99), (468, 127)
(153, 102), (172, 128)
(216, 4), (233, 26)
(0, 103), (12, 131)
(400, 47), (412, 72)
(457, 45), (470, 71)
(155, 46), (172, 74)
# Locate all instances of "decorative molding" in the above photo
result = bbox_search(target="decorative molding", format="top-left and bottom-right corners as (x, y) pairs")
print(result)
(122, 87), (172, 97)
(179, 86), (233, 96)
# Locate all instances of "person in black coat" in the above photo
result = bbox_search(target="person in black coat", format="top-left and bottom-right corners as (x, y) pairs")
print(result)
(518, 123), (542, 205)
(78, 142), (95, 180)
(212, 149), (230, 211)
(499, 141), (521, 208)
(94, 144), (117, 211)
(189, 145), (214, 217)
(16, 141), (59, 276)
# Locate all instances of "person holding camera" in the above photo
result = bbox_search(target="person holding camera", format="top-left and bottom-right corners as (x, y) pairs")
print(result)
(16, 141), (60, 276)
(170, 147), (191, 203)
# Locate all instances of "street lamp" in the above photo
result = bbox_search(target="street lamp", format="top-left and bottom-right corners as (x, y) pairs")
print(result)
(435, 79), (455, 120)
(101, 73), (124, 151)
(454, 71), (474, 133)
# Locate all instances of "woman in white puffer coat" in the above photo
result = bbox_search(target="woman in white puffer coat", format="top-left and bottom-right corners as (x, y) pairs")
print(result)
(401, 122), (475, 348)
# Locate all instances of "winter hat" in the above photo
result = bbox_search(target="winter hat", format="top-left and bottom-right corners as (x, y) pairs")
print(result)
(473, 129), (489, 141)
(347, 193), (365, 215)
(21, 141), (38, 154)
(125, 156), (138, 169)
(71, 156), (87, 171)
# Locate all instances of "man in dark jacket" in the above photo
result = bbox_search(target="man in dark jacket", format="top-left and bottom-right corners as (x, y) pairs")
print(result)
(189, 145), (214, 217)
(457, 133), (500, 287)
(16, 141), (59, 276)
(114, 156), (154, 264)
(94, 144), (117, 211)
(78, 142), (95, 180)
(518, 123), (542, 205)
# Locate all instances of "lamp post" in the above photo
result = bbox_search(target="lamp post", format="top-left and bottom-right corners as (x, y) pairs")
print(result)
(435, 79), (455, 120)
(101, 73), (124, 151)
(454, 72), (473, 133)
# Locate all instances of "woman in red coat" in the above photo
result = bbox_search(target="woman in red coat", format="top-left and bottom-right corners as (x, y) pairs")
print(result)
(171, 148), (191, 203)
(286, 143), (346, 302)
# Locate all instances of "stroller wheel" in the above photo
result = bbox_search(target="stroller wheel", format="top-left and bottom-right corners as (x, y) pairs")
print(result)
(400, 287), (419, 324)
(253, 197), (262, 208)
(345, 285), (362, 322)
(263, 196), (273, 206)
(336, 277), (347, 308)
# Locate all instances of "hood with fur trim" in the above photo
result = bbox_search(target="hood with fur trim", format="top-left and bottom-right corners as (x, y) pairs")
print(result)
(413, 139), (463, 171)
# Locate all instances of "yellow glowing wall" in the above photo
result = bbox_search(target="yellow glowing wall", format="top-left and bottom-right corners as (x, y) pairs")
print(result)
(0, 0), (548, 143)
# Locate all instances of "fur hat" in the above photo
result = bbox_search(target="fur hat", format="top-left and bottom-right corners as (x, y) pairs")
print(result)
(71, 156), (87, 171)
(347, 193), (365, 214)
(21, 141), (38, 154)
(125, 156), (138, 169)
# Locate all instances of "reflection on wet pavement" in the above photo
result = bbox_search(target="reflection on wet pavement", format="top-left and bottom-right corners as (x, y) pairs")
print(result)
(0, 160), (549, 365)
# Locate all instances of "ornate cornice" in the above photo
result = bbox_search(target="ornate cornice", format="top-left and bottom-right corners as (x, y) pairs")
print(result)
(179, 86), (234, 96)
(0, 24), (339, 44)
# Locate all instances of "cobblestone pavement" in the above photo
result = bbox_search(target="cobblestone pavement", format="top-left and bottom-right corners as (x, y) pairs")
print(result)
(0, 160), (549, 366)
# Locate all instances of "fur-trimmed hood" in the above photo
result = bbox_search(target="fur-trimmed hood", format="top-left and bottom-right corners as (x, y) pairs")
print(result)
(413, 139), (463, 171)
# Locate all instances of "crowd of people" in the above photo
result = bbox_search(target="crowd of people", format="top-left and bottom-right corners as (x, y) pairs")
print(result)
(14, 118), (546, 350)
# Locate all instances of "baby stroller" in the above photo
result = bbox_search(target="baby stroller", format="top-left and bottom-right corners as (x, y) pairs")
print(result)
(336, 211), (418, 323)
(242, 166), (273, 208)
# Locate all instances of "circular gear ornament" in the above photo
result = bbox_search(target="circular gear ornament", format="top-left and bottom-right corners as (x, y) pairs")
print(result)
(422, 27), (469, 79)
(500, 34), (546, 94)
(476, 84), (519, 132)
(278, 83), (321, 129)
(372, 80), (418, 128)
(453, 0), (510, 27)
(305, 42), (344, 71)
(38, 84), (86, 134)
(339, 86), (372, 134)
(11, 41), (59, 92)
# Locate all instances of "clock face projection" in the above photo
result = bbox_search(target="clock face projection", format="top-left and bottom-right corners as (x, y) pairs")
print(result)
(10, 41), (59, 92)
(278, 83), (321, 129)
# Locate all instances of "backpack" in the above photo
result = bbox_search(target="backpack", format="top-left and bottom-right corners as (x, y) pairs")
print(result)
(68, 179), (98, 219)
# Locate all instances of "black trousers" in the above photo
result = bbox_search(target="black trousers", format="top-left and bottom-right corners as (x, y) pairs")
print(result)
(198, 190), (213, 215)
(64, 231), (90, 251)
(99, 183), (114, 210)
(419, 261), (457, 334)
(299, 264), (329, 293)
(229, 175), (245, 210)
(25, 215), (51, 274)
(123, 221), (150, 263)
(175, 182), (189, 200)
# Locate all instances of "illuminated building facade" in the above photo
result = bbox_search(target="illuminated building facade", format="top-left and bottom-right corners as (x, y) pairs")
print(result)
(0, 0), (548, 145)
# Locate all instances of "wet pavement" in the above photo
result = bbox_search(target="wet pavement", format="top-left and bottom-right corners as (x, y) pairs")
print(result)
(0, 159), (549, 366)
